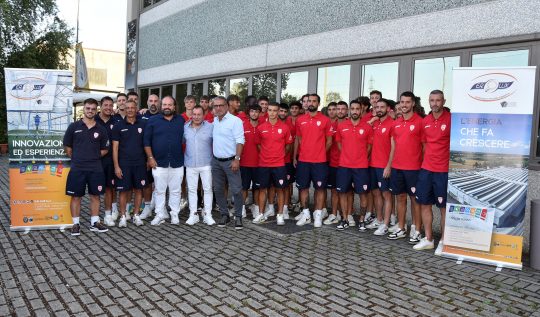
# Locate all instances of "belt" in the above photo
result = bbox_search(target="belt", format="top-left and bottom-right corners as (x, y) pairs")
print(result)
(213, 155), (235, 162)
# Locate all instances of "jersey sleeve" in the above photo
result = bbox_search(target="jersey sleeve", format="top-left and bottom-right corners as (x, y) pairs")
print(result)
(99, 126), (109, 150)
(111, 124), (121, 142)
(62, 123), (74, 147)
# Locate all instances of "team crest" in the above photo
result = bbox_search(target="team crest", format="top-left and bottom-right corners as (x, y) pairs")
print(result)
(378, 182), (381, 187)
(141, 180), (146, 186)
(363, 185), (368, 190)
(278, 128), (282, 134)
(410, 125), (415, 131)
(94, 132), (99, 138)
(317, 181), (322, 187)
(111, 179), (114, 185)
(287, 175), (290, 180)
(438, 197), (443, 204)
(97, 185), (103, 191)
(441, 124), (447, 131)
(381, 128), (386, 133)
(316, 121), (321, 126)
(138, 128), (142, 133)
(279, 179), (284, 185)
(359, 129), (364, 135)
(110, 124), (114, 130)
(411, 187), (416, 193)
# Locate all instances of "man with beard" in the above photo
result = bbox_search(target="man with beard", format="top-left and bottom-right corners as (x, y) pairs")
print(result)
(387, 91), (423, 243)
(63, 98), (109, 235)
(294, 94), (333, 227)
(127, 91), (139, 105)
(140, 94), (160, 220)
(369, 99), (395, 236)
(326, 102), (337, 121)
(335, 100), (373, 230)
(241, 105), (262, 219)
(414, 90), (451, 253)
(144, 96), (186, 226)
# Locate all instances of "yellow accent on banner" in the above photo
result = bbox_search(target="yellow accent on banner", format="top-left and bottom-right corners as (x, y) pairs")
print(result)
(442, 233), (523, 266)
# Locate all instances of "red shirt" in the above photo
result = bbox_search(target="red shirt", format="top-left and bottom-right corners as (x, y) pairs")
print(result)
(235, 111), (248, 122)
(240, 120), (259, 167)
(258, 112), (268, 124)
(421, 110), (451, 172)
(255, 120), (292, 167)
(370, 116), (394, 168)
(328, 120), (341, 167)
(360, 112), (374, 124)
(204, 111), (214, 123)
(391, 113), (423, 170)
(296, 112), (333, 163)
(283, 117), (296, 164)
(335, 120), (373, 168)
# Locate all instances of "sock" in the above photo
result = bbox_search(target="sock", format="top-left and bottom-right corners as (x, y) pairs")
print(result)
(112, 202), (118, 209)
(72, 217), (80, 224)
(105, 210), (111, 216)
(144, 201), (151, 207)
(90, 216), (100, 225)
(268, 204), (274, 209)
(283, 205), (288, 212)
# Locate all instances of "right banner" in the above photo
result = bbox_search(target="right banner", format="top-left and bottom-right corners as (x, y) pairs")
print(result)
(442, 67), (537, 270)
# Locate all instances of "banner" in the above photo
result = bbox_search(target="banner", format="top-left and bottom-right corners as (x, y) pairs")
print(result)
(4, 68), (73, 231)
(75, 43), (89, 90)
(125, 19), (137, 91)
(443, 67), (536, 270)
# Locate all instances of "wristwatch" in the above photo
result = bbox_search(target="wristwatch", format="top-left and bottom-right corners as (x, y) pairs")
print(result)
(234, 155), (241, 161)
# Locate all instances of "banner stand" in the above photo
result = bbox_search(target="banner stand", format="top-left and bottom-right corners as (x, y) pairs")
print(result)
(440, 252), (522, 271)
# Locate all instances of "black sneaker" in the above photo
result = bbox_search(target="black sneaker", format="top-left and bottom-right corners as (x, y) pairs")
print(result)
(235, 217), (243, 230)
(358, 221), (367, 232)
(218, 215), (230, 227)
(71, 224), (80, 236)
(365, 213), (376, 225)
(90, 221), (109, 233)
(336, 220), (349, 231)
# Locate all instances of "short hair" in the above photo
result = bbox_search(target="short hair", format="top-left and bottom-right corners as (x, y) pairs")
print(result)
(308, 93), (321, 103)
(258, 96), (269, 103)
(227, 94), (240, 103)
(350, 99), (361, 107)
(430, 89), (445, 97)
(162, 95), (177, 106)
(268, 102), (280, 108)
(301, 94), (309, 101)
(184, 95), (196, 103)
(357, 96), (371, 108)
(83, 98), (98, 107)
(200, 95), (210, 102)
(370, 90), (382, 98)
(337, 101), (348, 107)
(213, 96), (227, 105)
(245, 95), (257, 104)
(279, 103), (289, 110)
(100, 96), (113, 104)
(376, 98), (391, 107)
(125, 100), (137, 107)
(400, 91), (416, 101)
(290, 101), (301, 108)
(327, 102), (337, 108)
(127, 91), (139, 98)
(192, 105), (204, 113)
(248, 104), (262, 112)
(117, 93), (127, 99)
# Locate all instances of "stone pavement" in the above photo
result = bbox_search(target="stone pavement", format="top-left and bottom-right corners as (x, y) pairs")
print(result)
(1, 157), (540, 317)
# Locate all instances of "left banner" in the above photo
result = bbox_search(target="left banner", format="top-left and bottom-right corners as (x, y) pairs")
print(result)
(4, 68), (73, 231)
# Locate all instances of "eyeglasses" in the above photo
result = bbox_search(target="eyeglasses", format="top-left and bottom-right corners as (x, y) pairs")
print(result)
(213, 104), (227, 107)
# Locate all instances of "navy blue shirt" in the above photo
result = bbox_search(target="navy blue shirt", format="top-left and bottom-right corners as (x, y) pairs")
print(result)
(111, 117), (147, 166)
(63, 120), (109, 171)
(95, 113), (115, 166)
(143, 114), (185, 168)
(142, 110), (159, 120)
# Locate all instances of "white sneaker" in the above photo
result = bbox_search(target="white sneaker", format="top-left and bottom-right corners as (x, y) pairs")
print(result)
(435, 241), (444, 256)
(413, 237), (435, 250)
(150, 215), (165, 226)
(321, 208), (328, 219)
(388, 228), (407, 240)
(104, 215), (115, 227)
(409, 225), (417, 238)
(264, 205), (275, 218)
(365, 211), (372, 221)
(162, 210), (170, 219)
(140, 205), (152, 220)
(323, 214), (339, 225)
(296, 209), (311, 226)
(374, 224), (388, 236)
(389, 223), (400, 233)
(186, 214), (199, 225)
(366, 220), (381, 230)
(125, 203), (132, 220)
(283, 206), (290, 220)
(118, 215), (127, 228)
(203, 212), (216, 226)
(252, 205), (261, 220)
(390, 214), (397, 226)
(252, 213), (266, 224)
(313, 210), (323, 228)
(171, 213), (180, 225)
(180, 198), (188, 210)
(111, 203), (119, 220)
(347, 215), (356, 227)
(277, 214), (285, 225)
(242, 205), (247, 218)
(133, 215), (144, 226)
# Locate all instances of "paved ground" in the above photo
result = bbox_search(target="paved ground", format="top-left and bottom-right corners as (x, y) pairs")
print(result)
(1, 157), (540, 317)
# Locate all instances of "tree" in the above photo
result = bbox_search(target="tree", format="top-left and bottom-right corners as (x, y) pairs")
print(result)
(0, 0), (73, 143)
(325, 91), (343, 105)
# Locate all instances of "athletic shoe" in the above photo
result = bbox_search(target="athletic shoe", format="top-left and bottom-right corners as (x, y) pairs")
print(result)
(347, 215), (356, 227)
(125, 203), (132, 221)
(104, 215), (115, 227)
(336, 220), (349, 231)
(409, 231), (422, 244)
(118, 216), (127, 228)
(234, 217), (243, 230)
(150, 215), (165, 226)
(321, 208), (328, 220)
(296, 210), (311, 226)
(180, 198), (188, 211)
(218, 215), (230, 227)
(409, 225), (417, 238)
(171, 214), (180, 225)
(90, 221), (109, 233)
(111, 203), (119, 220)
(313, 210), (323, 228)
(434, 241), (444, 256)
(390, 214), (397, 226)
(323, 214), (339, 225)
(358, 221), (367, 232)
(252, 213), (266, 224)
(413, 237), (435, 250)
(252, 205), (261, 220)
(388, 228), (407, 240)
(282, 206), (290, 220)
(374, 224), (389, 236)
(71, 224), (80, 236)
(133, 215), (144, 226)
(186, 214), (199, 225)
(366, 220), (381, 230)
(276, 214), (285, 226)
(203, 213), (216, 226)
(263, 205), (275, 218)
(162, 210), (170, 220)
(140, 205), (152, 220)
(389, 223), (400, 233)
(295, 208), (309, 221)
(364, 212), (376, 225)
(242, 205), (247, 218)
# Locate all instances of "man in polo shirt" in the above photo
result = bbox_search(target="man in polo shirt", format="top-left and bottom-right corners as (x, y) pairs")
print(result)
(144, 96), (186, 226)
(278, 103), (295, 219)
(335, 101), (373, 231)
(294, 93), (333, 227)
(387, 91), (424, 242)
(414, 90), (451, 253)
(96, 96), (117, 227)
(369, 99), (395, 236)
(112, 100), (147, 227)
(252, 102), (293, 225)
(212, 96), (245, 229)
(289, 101), (301, 125)
(127, 91), (139, 105)
(184, 106), (215, 226)
(258, 96), (270, 123)
(300, 94), (309, 114)
(200, 95), (214, 123)
(182, 95), (196, 122)
(63, 98), (109, 236)
(241, 104), (262, 219)
(140, 94), (160, 220)
(228, 94), (247, 122)
(114, 93), (127, 121)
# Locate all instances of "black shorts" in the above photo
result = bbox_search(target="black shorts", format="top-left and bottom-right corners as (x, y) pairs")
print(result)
(256, 166), (288, 189)
(370, 167), (391, 192)
(327, 166), (338, 189)
(296, 161), (328, 190)
(115, 165), (147, 192)
(415, 169), (448, 208)
(240, 166), (259, 190)
(336, 167), (370, 194)
(66, 170), (105, 197)
(286, 162), (296, 184)
(390, 168), (419, 196)
(146, 168), (154, 186)
(102, 162), (115, 189)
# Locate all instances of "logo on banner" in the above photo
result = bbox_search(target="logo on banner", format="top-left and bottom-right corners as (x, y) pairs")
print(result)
(9, 77), (47, 100)
(468, 73), (517, 101)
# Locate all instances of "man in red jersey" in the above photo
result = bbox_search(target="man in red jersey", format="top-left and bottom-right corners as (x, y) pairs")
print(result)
(182, 95), (196, 122)
(200, 95), (214, 123)
(279, 103), (295, 219)
(387, 91), (424, 243)
(228, 94), (247, 122)
(258, 96), (270, 123)
(293, 94), (333, 227)
(300, 94), (309, 114)
(335, 101), (373, 231)
(289, 101), (301, 125)
(252, 103), (293, 225)
(413, 90), (450, 253)
(241, 104), (262, 219)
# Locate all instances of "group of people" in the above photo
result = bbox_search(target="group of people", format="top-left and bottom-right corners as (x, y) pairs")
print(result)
(63, 88), (450, 255)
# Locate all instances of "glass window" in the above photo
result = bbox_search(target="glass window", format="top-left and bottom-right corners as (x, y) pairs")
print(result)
(175, 83), (188, 114)
(229, 77), (249, 106)
(252, 73), (277, 101)
(472, 49), (529, 67)
(190, 82), (204, 103)
(150, 87), (160, 97)
(208, 79), (226, 96)
(280, 71), (308, 104)
(361, 62), (399, 101)
(317, 65), (350, 109)
(143, 0), (152, 8)
(139, 88), (149, 109)
(161, 85), (172, 98)
(413, 56), (460, 109)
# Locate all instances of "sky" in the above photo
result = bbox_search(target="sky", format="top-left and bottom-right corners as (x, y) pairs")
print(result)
(56, 0), (128, 53)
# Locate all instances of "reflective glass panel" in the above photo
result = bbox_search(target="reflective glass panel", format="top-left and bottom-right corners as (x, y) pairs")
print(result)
(161, 85), (172, 98)
(472, 49), (529, 67)
(413, 56), (460, 109)
(175, 83), (187, 114)
(317, 65), (350, 109)
(280, 71), (308, 104)
(252, 73), (277, 101)
(191, 82), (204, 103)
(208, 79), (226, 96)
(229, 77), (249, 106)
(362, 62), (399, 101)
